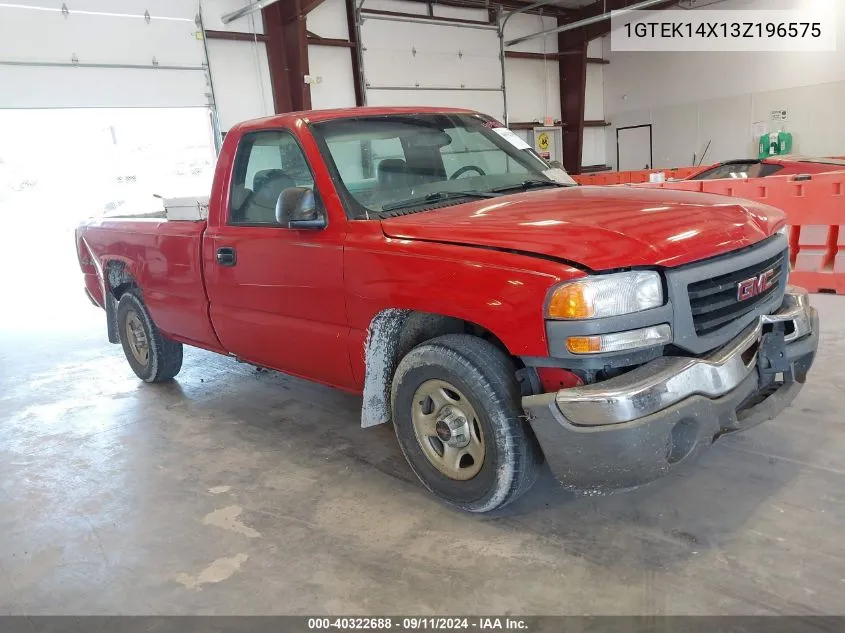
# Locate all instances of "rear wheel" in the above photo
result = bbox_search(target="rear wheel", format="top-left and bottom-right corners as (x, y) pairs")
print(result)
(391, 334), (542, 513)
(117, 289), (183, 382)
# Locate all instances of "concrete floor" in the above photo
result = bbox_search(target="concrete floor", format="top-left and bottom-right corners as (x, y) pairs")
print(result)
(2, 277), (845, 615)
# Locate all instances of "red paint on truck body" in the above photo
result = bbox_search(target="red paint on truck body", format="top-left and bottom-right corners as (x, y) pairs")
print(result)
(76, 107), (786, 394)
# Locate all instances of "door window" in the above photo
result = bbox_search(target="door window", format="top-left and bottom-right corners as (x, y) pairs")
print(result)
(229, 130), (314, 225)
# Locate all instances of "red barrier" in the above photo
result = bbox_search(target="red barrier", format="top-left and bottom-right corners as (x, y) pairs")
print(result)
(630, 171), (845, 294)
(573, 165), (714, 186)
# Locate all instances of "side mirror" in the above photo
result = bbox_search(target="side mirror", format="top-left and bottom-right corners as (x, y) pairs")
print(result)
(275, 187), (326, 229)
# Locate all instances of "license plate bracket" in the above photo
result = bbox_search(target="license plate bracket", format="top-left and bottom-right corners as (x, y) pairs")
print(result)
(757, 322), (790, 386)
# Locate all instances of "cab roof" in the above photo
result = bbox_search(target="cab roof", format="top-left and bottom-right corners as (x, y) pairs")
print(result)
(233, 106), (482, 134)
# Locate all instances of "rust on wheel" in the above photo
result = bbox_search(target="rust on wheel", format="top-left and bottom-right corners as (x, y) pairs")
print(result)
(124, 310), (149, 367)
(410, 379), (485, 481)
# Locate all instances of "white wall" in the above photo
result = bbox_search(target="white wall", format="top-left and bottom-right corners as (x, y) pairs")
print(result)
(307, 0), (349, 38)
(202, 0), (273, 132)
(306, 2), (567, 125)
(504, 13), (561, 124)
(202, 0), (265, 32)
(307, 0), (358, 110)
(582, 38), (607, 167)
(308, 45), (358, 110)
(206, 39), (274, 131)
(603, 0), (845, 169)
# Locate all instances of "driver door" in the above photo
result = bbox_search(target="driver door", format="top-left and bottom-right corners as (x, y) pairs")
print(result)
(203, 129), (353, 389)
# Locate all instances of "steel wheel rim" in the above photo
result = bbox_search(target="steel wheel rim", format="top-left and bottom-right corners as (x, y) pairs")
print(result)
(410, 379), (485, 481)
(125, 310), (149, 366)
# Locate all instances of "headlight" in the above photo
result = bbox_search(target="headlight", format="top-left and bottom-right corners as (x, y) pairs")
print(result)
(547, 271), (663, 320)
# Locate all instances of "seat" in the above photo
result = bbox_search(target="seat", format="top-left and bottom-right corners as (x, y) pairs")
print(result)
(238, 170), (297, 224)
(378, 159), (413, 191)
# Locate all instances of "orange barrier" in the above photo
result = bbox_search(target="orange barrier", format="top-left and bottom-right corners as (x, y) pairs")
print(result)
(628, 171), (845, 294)
(574, 165), (711, 186)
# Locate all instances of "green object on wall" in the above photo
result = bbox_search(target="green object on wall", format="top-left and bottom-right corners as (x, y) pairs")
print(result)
(759, 131), (793, 158)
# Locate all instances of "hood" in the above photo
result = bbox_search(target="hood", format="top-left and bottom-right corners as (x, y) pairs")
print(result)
(380, 186), (785, 270)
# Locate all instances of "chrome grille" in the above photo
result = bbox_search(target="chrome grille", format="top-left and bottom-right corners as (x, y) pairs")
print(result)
(687, 251), (786, 336)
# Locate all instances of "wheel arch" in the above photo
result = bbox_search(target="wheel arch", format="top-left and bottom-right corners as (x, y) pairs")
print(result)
(360, 309), (517, 428)
(104, 260), (140, 343)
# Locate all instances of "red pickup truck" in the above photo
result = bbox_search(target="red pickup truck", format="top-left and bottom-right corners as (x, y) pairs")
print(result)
(76, 107), (819, 513)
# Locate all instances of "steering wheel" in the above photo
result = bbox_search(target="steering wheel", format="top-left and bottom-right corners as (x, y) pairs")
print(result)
(450, 165), (486, 180)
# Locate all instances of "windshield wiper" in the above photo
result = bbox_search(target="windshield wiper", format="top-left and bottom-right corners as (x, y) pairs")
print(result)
(492, 179), (570, 193)
(381, 190), (500, 213)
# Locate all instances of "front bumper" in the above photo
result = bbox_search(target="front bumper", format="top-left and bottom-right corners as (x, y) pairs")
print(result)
(522, 287), (818, 490)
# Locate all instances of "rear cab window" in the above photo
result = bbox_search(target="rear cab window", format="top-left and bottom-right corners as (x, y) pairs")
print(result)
(691, 162), (783, 180)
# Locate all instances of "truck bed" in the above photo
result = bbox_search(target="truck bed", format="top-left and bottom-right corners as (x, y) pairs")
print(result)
(77, 218), (221, 351)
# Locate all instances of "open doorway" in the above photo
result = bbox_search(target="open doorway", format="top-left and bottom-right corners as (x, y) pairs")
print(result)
(0, 107), (216, 330)
(616, 124), (653, 171)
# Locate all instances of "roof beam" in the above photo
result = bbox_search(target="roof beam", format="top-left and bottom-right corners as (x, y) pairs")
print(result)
(306, 35), (356, 47)
(223, 0), (328, 25)
(506, 0), (676, 46)
(583, 0), (676, 39)
(398, 0), (576, 17)
(205, 29), (268, 42)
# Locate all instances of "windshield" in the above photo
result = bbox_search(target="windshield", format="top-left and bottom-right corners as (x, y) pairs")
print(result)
(310, 113), (574, 218)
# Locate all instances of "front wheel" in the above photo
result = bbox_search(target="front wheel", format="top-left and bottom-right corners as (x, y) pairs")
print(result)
(117, 289), (183, 383)
(391, 334), (542, 513)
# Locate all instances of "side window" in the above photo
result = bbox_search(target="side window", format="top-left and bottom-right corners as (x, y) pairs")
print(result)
(229, 130), (314, 225)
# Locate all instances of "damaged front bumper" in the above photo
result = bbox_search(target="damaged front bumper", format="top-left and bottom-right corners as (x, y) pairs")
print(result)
(522, 287), (819, 490)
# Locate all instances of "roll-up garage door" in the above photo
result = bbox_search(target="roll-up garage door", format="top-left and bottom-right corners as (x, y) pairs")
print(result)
(360, 9), (504, 120)
(0, 1), (210, 108)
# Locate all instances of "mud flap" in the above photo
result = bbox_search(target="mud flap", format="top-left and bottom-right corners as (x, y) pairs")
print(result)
(106, 291), (120, 344)
(361, 309), (411, 428)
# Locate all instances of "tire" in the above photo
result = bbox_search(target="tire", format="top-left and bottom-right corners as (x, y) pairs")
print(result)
(391, 334), (542, 513)
(116, 288), (183, 383)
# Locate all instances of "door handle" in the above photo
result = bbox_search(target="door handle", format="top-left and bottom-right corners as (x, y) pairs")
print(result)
(216, 246), (237, 267)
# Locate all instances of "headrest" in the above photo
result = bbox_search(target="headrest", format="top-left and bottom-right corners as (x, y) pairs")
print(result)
(378, 159), (411, 189)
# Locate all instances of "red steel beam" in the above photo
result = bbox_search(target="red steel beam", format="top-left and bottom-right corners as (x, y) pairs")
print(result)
(306, 35), (355, 47)
(262, 2), (311, 113)
(345, 0), (365, 107)
(504, 50), (580, 61)
(360, 8), (494, 26)
(557, 19), (587, 174)
(205, 29), (268, 42)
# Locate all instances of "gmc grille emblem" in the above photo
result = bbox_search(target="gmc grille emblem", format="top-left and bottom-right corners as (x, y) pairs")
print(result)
(737, 268), (776, 301)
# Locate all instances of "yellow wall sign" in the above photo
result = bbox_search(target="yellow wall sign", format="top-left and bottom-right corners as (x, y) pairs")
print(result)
(537, 132), (550, 151)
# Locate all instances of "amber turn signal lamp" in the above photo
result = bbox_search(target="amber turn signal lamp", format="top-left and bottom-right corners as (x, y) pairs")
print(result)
(565, 336), (601, 354)
(548, 284), (594, 320)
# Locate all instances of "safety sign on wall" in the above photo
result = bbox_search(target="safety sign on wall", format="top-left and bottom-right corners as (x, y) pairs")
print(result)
(536, 132), (551, 159)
